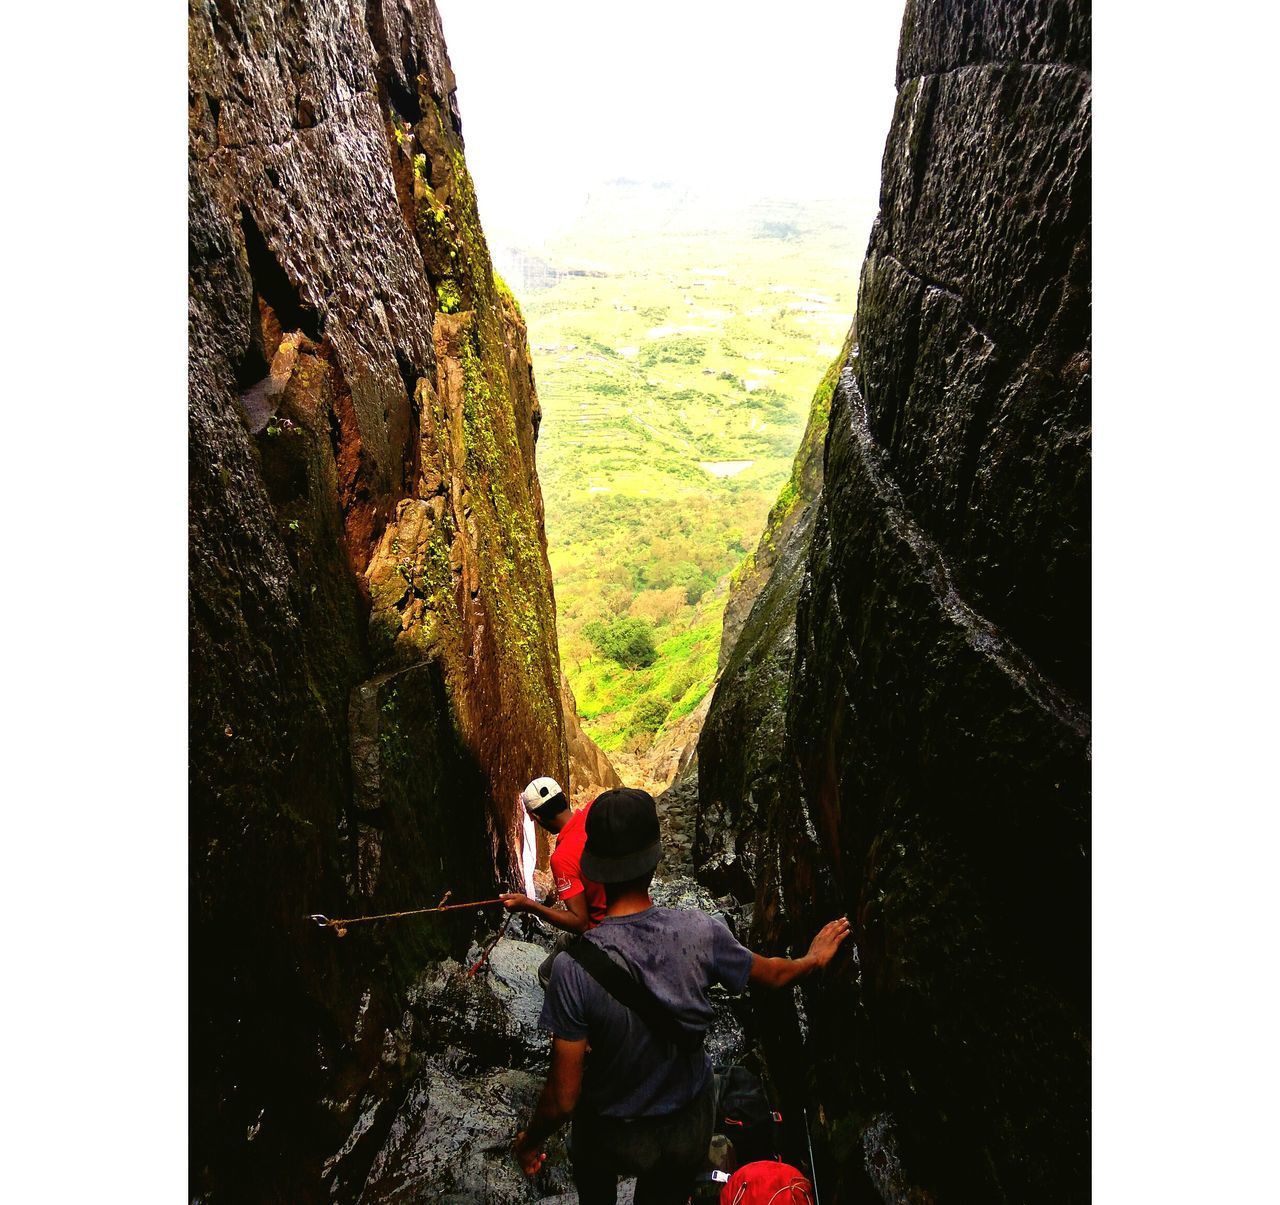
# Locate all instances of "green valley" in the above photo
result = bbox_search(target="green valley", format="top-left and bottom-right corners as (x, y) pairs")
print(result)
(495, 182), (864, 780)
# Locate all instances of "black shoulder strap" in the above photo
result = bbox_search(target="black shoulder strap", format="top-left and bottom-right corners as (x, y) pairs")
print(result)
(565, 936), (702, 1053)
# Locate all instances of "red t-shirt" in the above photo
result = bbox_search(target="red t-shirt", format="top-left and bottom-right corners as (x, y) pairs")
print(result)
(550, 801), (607, 926)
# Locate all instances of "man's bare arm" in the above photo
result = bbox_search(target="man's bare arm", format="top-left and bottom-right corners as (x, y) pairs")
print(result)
(500, 890), (591, 934)
(513, 1036), (587, 1174)
(749, 916), (850, 990)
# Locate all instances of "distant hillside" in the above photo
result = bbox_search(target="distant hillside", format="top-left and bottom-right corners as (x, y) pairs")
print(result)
(511, 183), (866, 769)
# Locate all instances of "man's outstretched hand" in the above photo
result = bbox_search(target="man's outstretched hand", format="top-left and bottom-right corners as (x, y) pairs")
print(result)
(500, 892), (533, 912)
(513, 1130), (546, 1176)
(749, 915), (853, 989)
(806, 915), (851, 968)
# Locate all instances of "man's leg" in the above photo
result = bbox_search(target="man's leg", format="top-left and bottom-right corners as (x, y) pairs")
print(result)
(571, 1158), (619, 1205)
(570, 1114), (620, 1205)
(633, 1165), (700, 1205)
(631, 1080), (715, 1205)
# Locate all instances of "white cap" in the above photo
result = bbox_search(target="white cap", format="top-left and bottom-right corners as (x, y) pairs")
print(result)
(520, 776), (566, 814)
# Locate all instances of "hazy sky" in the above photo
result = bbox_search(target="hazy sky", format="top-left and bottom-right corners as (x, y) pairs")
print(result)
(434, 0), (905, 246)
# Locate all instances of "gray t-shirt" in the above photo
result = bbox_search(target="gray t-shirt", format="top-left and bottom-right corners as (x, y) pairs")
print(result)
(539, 906), (754, 1118)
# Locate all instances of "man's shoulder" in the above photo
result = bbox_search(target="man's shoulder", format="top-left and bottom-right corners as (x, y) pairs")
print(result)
(649, 905), (720, 933)
(649, 907), (740, 956)
(589, 908), (724, 956)
(547, 940), (588, 992)
(549, 936), (618, 1010)
(556, 807), (588, 846)
(550, 813), (584, 868)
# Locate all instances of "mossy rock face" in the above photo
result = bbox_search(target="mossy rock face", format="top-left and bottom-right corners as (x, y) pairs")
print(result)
(189, 1), (566, 1197)
(704, 1), (1091, 1200)
(715, 324), (855, 673)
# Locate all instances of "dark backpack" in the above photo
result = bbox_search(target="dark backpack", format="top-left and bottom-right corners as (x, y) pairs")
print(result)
(694, 1065), (786, 1199)
(716, 1064), (782, 1165)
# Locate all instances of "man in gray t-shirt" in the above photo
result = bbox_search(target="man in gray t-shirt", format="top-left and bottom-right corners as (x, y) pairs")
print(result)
(513, 788), (850, 1205)
(540, 905), (753, 1119)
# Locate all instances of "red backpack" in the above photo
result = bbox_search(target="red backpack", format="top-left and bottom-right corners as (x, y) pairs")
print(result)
(720, 1160), (814, 1204)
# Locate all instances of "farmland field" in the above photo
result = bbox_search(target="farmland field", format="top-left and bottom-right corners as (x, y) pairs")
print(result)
(495, 181), (865, 777)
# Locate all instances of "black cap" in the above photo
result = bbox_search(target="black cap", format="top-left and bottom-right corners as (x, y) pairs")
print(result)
(580, 788), (662, 883)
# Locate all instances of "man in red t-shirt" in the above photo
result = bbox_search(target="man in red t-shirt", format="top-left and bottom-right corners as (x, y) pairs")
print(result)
(500, 777), (607, 986)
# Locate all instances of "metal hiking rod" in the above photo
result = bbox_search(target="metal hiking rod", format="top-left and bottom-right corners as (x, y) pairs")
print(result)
(801, 1104), (822, 1205)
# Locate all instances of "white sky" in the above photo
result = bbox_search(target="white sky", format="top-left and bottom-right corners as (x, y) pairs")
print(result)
(434, 0), (906, 246)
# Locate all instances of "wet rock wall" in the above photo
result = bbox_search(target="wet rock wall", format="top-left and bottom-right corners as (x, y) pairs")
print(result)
(188, 1), (566, 1197)
(699, 0), (1091, 1199)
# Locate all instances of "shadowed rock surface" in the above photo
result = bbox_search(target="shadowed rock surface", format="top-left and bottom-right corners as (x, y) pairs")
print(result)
(697, 1), (1091, 1200)
(189, 1), (566, 1197)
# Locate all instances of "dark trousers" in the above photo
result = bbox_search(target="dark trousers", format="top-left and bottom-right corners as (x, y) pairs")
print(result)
(570, 1079), (714, 1205)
